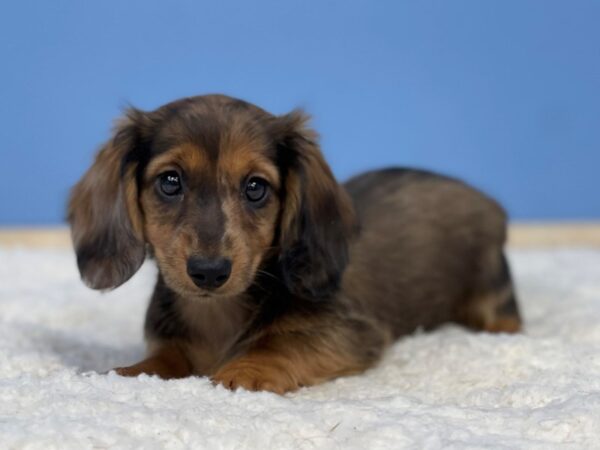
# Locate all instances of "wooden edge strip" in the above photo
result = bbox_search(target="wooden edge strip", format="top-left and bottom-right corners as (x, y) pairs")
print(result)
(0, 228), (72, 248)
(0, 223), (599, 248)
(508, 223), (600, 248)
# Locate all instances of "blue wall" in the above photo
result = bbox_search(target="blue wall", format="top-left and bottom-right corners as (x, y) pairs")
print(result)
(1, 0), (598, 225)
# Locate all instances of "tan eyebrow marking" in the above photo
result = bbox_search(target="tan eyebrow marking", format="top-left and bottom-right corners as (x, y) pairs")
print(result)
(219, 144), (280, 190)
(145, 143), (208, 181)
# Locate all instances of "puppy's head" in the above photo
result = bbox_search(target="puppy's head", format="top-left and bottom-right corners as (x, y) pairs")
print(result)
(68, 95), (355, 301)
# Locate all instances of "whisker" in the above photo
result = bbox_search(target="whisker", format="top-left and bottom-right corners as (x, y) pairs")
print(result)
(256, 269), (279, 282)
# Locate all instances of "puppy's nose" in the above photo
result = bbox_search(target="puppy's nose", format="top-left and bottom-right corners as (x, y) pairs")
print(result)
(186, 257), (232, 290)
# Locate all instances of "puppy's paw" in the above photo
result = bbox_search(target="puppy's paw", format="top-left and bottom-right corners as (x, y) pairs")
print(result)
(212, 357), (300, 394)
(112, 365), (145, 377)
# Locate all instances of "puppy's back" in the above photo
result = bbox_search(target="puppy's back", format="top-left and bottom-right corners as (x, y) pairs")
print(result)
(341, 168), (509, 337)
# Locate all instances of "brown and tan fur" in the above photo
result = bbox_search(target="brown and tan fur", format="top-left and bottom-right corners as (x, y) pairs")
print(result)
(68, 94), (521, 394)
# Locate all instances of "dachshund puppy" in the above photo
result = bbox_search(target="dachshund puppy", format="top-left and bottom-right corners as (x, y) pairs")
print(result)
(68, 94), (521, 394)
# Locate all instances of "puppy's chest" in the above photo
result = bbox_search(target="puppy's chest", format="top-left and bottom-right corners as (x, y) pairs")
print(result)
(177, 299), (253, 374)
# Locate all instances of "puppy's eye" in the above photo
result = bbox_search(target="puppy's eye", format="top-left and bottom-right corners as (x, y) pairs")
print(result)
(158, 171), (182, 197)
(245, 177), (269, 204)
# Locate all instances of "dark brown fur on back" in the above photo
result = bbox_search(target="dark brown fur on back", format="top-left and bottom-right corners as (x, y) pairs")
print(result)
(68, 95), (521, 393)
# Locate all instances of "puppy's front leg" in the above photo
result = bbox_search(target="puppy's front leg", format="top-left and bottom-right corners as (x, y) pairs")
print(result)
(114, 342), (192, 379)
(212, 316), (389, 394)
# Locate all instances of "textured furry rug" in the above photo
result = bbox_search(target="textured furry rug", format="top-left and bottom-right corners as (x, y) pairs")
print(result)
(1, 247), (600, 449)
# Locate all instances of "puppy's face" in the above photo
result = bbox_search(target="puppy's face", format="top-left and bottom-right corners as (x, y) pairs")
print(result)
(140, 114), (281, 299)
(69, 95), (355, 302)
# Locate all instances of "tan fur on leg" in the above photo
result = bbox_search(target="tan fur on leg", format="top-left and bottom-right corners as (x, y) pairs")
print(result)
(114, 343), (192, 379)
(213, 315), (389, 394)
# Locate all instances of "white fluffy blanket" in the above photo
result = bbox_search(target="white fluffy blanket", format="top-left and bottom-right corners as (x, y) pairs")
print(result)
(1, 247), (600, 449)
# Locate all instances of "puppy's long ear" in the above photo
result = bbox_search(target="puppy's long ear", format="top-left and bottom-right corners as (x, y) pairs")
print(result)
(276, 110), (357, 300)
(68, 111), (149, 290)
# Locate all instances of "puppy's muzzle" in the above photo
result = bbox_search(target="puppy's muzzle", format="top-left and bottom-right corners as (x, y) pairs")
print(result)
(187, 257), (232, 290)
